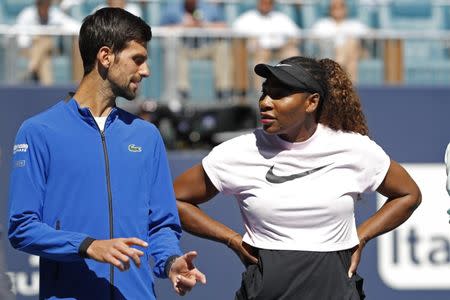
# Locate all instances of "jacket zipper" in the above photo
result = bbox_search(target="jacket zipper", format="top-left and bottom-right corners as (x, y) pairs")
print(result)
(89, 111), (115, 299)
(100, 131), (115, 300)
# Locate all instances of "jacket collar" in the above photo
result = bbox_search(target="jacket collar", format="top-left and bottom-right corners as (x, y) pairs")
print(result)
(66, 98), (119, 130)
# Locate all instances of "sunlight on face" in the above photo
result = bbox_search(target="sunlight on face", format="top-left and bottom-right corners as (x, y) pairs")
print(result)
(259, 78), (312, 142)
(108, 40), (150, 100)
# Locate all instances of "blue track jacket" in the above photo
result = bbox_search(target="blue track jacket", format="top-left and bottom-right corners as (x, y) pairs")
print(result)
(8, 99), (183, 299)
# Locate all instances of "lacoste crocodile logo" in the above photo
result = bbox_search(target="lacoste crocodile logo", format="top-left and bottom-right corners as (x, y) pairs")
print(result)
(265, 164), (331, 184)
(128, 144), (142, 152)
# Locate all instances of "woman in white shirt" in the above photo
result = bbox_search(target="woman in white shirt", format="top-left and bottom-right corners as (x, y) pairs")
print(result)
(174, 56), (421, 299)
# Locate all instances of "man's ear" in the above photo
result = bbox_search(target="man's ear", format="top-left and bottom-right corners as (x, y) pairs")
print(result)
(306, 93), (320, 113)
(97, 46), (113, 69)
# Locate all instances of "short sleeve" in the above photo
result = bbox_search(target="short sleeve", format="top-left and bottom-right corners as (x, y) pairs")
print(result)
(201, 138), (246, 195)
(357, 136), (391, 193)
(201, 145), (226, 193)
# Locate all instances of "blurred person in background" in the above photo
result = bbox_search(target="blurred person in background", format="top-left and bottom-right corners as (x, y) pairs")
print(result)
(94, 0), (143, 17)
(311, 0), (370, 83)
(8, 7), (205, 299)
(174, 56), (421, 299)
(232, 0), (300, 93)
(15, 0), (81, 85)
(160, 0), (233, 101)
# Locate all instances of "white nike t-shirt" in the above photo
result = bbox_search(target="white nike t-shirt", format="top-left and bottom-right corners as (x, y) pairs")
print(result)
(202, 124), (390, 252)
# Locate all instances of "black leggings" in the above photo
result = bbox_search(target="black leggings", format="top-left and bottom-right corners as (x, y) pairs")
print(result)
(235, 248), (365, 300)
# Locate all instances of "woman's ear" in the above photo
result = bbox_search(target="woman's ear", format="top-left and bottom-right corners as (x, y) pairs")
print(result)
(305, 93), (320, 113)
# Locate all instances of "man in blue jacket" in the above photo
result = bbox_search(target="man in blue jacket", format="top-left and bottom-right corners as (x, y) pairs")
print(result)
(8, 7), (205, 299)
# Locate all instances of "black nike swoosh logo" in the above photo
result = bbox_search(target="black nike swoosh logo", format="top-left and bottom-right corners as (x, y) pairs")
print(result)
(265, 164), (331, 184)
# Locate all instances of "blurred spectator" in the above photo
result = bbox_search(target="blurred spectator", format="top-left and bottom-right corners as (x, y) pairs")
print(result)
(232, 0), (300, 92)
(310, 0), (369, 83)
(94, 0), (143, 17)
(160, 0), (233, 101)
(15, 0), (81, 85)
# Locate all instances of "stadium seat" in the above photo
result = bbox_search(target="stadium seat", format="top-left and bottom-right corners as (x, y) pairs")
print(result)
(82, 0), (103, 15)
(52, 55), (72, 84)
(144, 0), (163, 26)
(379, 0), (445, 30)
(0, 3), (5, 24)
(189, 59), (215, 103)
(403, 40), (447, 63)
(236, 0), (255, 16)
(444, 4), (450, 30)
(276, 2), (298, 24)
(143, 39), (164, 100)
(1, 0), (34, 24)
(358, 58), (384, 85)
(223, 0), (239, 25)
(405, 60), (450, 85)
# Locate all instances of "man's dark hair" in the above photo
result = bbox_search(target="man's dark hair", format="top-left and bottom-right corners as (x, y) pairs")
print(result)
(79, 7), (152, 75)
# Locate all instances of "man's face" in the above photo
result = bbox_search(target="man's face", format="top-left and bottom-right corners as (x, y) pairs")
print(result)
(107, 40), (150, 100)
(258, 0), (274, 16)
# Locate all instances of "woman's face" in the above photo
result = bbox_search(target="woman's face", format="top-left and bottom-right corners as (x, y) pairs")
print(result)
(258, 77), (318, 143)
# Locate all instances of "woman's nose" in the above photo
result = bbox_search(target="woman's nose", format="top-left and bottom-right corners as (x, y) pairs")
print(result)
(259, 95), (273, 110)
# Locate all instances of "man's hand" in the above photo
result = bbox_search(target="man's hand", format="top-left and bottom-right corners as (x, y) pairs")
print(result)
(169, 251), (206, 296)
(228, 234), (258, 266)
(86, 238), (148, 271)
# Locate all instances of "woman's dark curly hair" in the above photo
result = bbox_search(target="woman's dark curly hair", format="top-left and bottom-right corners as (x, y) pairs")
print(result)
(279, 56), (369, 135)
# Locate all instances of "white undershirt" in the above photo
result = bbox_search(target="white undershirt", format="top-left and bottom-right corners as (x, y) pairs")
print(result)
(94, 117), (107, 132)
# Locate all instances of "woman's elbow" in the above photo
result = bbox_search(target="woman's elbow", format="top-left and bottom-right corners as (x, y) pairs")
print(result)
(176, 200), (197, 218)
(409, 185), (422, 212)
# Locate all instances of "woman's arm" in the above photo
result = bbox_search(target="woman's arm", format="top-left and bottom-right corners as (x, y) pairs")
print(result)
(174, 164), (258, 265)
(348, 160), (422, 277)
